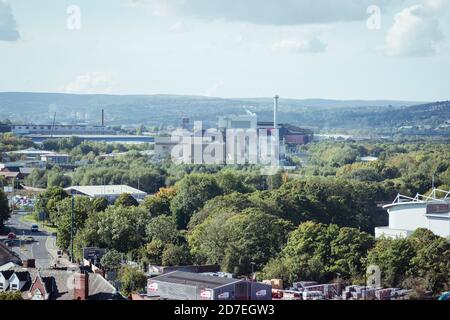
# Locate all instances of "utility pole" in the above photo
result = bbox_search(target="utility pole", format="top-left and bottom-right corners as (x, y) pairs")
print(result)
(71, 190), (75, 263)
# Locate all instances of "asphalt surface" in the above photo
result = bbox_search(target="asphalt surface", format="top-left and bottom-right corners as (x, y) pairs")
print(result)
(1, 211), (56, 268)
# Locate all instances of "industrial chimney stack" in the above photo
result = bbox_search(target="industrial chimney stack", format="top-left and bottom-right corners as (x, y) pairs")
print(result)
(273, 95), (279, 129)
(101, 109), (104, 127)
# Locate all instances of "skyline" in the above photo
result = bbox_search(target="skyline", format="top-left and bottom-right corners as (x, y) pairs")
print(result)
(0, 0), (449, 101)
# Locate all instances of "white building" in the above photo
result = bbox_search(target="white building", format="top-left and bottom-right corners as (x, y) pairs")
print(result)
(64, 185), (147, 203)
(11, 124), (114, 136)
(375, 189), (450, 239)
(40, 153), (70, 164)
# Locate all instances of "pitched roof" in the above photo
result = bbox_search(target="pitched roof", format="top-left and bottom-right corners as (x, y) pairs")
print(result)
(11, 267), (122, 300)
(30, 271), (55, 296)
(0, 242), (21, 266)
(14, 271), (31, 282)
(0, 270), (14, 280)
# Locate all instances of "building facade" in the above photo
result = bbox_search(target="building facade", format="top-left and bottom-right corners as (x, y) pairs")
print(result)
(375, 189), (450, 239)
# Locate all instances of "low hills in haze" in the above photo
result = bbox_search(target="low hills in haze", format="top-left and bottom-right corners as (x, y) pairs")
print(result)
(0, 92), (448, 135)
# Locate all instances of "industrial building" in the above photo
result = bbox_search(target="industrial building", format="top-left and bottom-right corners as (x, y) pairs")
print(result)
(147, 271), (272, 300)
(154, 96), (313, 163)
(375, 189), (450, 239)
(11, 124), (114, 136)
(40, 153), (70, 165)
(64, 185), (147, 203)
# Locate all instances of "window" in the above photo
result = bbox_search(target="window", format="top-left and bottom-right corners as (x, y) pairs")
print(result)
(0, 282), (3, 291)
(11, 283), (18, 291)
(33, 288), (43, 300)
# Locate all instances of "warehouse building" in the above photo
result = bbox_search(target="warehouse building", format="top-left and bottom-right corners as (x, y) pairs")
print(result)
(375, 188), (450, 239)
(147, 271), (272, 300)
(64, 185), (147, 203)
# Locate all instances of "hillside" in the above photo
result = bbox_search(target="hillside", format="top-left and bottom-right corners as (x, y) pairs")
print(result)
(0, 92), (448, 135)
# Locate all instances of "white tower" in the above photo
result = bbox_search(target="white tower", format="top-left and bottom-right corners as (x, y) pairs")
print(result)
(273, 95), (279, 129)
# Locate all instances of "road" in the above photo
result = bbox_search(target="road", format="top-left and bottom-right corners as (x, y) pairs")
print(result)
(2, 211), (56, 268)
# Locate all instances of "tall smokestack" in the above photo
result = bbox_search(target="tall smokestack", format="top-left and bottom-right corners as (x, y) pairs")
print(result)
(101, 109), (104, 126)
(273, 95), (279, 129)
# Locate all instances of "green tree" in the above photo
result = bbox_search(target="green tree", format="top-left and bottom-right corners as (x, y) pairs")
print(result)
(101, 249), (122, 272)
(118, 266), (147, 296)
(79, 205), (150, 253)
(142, 196), (171, 218)
(0, 190), (11, 228)
(115, 193), (139, 207)
(92, 197), (109, 212)
(366, 237), (416, 288)
(55, 196), (93, 251)
(142, 239), (165, 265)
(170, 174), (222, 229)
(408, 229), (450, 294)
(189, 209), (293, 275)
(261, 221), (374, 284)
(162, 244), (191, 266)
(47, 166), (72, 188)
(146, 215), (179, 243)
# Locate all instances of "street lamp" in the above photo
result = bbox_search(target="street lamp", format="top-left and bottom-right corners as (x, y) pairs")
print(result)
(250, 262), (256, 281)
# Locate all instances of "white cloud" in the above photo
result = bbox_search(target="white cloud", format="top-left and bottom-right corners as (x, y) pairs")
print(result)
(0, 0), (19, 41)
(272, 37), (327, 54)
(130, 0), (399, 25)
(422, 0), (449, 11)
(385, 2), (446, 57)
(65, 72), (114, 94)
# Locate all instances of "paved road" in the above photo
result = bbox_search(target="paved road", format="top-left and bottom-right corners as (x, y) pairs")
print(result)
(2, 211), (56, 268)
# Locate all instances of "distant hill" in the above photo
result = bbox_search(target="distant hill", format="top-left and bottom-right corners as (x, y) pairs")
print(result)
(0, 92), (424, 128)
(1, 92), (449, 135)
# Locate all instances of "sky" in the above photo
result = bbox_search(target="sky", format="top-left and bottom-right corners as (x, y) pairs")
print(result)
(0, 0), (449, 101)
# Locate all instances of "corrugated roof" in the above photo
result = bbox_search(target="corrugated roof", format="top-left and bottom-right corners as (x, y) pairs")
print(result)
(151, 271), (242, 289)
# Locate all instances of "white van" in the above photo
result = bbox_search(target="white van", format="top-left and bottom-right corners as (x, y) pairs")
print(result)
(302, 291), (325, 300)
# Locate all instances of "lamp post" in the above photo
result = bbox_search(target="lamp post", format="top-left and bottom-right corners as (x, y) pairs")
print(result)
(250, 262), (256, 281)
(70, 189), (75, 263)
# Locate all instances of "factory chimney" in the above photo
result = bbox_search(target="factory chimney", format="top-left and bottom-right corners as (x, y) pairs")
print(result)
(273, 95), (279, 129)
(101, 109), (104, 126)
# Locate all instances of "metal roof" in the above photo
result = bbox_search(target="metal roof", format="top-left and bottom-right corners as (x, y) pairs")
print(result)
(383, 188), (450, 209)
(151, 271), (242, 289)
(65, 185), (147, 197)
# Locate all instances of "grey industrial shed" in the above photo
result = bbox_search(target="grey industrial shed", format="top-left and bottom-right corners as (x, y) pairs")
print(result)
(147, 271), (272, 300)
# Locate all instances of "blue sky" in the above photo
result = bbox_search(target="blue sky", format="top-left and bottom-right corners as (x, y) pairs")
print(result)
(0, 0), (449, 101)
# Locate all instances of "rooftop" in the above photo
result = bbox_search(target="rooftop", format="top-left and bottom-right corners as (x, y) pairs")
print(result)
(9, 148), (54, 155)
(65, 185), (147, 197)
(151, 271), (241, 289)
(10, 267), (122, 300)
(383, 188), (450, 209)
(0, 243), (21, 266)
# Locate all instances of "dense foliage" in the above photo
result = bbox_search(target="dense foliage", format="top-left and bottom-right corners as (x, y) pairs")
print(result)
(23, 139), (450, 295)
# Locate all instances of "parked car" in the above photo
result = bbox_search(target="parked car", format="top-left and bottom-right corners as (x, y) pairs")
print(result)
(25, 236), (35, 243)
(7, 232), (16, 239)
(31, 224), (39, 232)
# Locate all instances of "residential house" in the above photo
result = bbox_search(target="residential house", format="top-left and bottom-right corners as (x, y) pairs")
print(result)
(0, 270), (14, 292)
(8, 271), (31, 292)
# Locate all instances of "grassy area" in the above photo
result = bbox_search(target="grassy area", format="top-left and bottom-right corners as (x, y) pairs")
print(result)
(20, 214), (58, 234)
